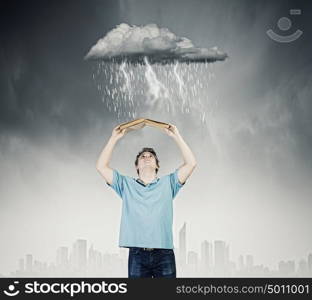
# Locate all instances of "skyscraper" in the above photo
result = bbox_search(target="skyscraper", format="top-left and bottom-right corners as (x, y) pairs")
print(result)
(187, 251), (198, 275)
(25, 254), (33, 273)
(298, 259), (308, 276)
(214, 240), (228, 276)
(56, 246), (69, 268)
(278, 260), (295, 276)
(246, 255), (254, 270)
(238, 255), (244, 271)
(18, 258), (24, 273)
(72, 239), (87, 272)
(201, 240), (211, 274)
(308, 253), (312, 275)
(179, 222), (186, 266)
(188, 251), (198, 265)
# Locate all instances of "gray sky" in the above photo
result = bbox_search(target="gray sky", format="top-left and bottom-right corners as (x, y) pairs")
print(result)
(1, 0), (312, 275)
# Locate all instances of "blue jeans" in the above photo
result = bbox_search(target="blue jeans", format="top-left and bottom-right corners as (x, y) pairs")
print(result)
(128, 247), (176, 278)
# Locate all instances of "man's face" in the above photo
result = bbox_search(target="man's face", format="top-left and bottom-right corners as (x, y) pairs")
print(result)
(137, 152), (158, 174)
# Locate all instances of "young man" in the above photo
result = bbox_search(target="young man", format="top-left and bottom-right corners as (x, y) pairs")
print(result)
(96, 123), (196, 277)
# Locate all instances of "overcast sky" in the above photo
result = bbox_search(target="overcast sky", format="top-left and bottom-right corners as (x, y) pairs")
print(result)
(0, 0), (312, 276)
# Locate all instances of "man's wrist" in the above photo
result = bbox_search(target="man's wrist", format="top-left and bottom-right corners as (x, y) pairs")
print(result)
(172, 132), (182, 141)
(110, 135), (120, 143)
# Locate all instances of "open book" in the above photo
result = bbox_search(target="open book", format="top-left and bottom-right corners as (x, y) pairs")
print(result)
(118, 118), (171, 131)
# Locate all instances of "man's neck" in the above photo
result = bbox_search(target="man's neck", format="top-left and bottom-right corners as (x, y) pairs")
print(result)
(139, 170), (157, 184)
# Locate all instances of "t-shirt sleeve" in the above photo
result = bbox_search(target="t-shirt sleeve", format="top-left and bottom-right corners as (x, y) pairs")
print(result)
(169, 168), (185, 199)
(106, 169), (125, 198)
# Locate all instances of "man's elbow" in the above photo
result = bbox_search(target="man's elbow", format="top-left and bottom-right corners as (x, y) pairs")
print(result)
(190, 161), (197, 169)
(96, 163), (109, 171)
(185, 161), (196, 173)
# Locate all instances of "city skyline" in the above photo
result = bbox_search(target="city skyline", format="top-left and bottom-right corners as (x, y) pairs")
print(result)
(3, 222), (312, 278)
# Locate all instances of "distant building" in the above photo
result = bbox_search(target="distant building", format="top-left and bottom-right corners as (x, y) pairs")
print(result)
(72, 239), (87, 272)
(214, 240), (229, 276)
(187, 251), (198, 275)
(56, 247), (69, 268)
(25, 254), (33, 273)
(308, 253), (312, 275)
(179, 223), (186, 266)
(18, 258), (24, 273)
(201, 240), (211, 274)
(297, 259), (308, 276)
(188, 251), (198, 265)
(278, 260), (295, 276)
(246, 255), (254, 269)
(238, 255), (244, 271)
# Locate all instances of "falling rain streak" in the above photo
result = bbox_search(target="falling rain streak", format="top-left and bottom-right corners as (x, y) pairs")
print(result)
(92, 57), (218, 123)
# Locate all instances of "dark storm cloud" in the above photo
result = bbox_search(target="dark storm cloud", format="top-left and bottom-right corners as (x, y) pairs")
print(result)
(0, 0), (120, 140)
(0, 0), (311, 158)
(84, 23), (228, 64)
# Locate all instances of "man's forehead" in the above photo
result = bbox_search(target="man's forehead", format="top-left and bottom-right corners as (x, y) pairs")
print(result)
(140, 151), (154, 156)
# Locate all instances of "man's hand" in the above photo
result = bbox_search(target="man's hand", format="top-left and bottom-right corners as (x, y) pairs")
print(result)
(163, 124), (180, 138)
(111, 125), (127, 141)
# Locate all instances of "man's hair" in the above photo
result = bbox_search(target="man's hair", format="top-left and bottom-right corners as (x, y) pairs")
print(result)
(135, 147), (160, 175)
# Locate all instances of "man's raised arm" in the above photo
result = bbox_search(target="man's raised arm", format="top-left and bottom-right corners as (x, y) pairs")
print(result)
(163, 124), (197, 184)
(96, 125), (126, 185)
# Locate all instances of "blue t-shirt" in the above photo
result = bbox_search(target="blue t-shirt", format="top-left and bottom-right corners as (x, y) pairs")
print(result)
(107, 169), (184, 249)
